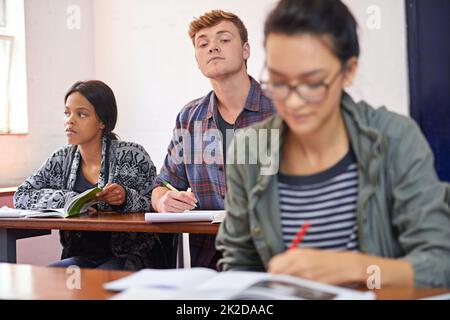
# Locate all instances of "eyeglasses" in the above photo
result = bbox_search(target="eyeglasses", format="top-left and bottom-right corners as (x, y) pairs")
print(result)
(260, 67), (343, 103)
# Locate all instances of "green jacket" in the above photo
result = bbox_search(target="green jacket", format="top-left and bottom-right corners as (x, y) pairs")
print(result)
(216, 92), (450, 288)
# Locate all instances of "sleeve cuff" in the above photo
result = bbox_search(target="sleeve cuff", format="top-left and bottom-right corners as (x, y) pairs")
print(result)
(403, 253), (450, 288)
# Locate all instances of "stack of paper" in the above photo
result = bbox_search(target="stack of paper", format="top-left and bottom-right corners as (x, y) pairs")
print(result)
(0, 206), (25, 218)
(145, 210), (226, 224)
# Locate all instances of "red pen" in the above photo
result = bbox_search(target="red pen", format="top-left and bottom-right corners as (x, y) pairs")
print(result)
(289, 222), (311, 250)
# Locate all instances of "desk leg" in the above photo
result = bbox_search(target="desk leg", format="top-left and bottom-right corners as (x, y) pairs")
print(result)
(0, 229), (51, 263)
(175, 233), (191, 269)
(182, 233), (191, 269)
(176, 233), (183, 269)
(0, 229), (16, 263)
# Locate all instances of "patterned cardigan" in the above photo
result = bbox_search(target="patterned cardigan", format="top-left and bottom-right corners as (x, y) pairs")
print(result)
(14, 137), (175, 270)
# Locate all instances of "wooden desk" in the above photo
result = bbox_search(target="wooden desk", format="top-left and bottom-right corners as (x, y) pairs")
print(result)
(0, 263), (127, 299)
(0, 212), (219, 263)
(0, 212), (219, 233)
(1, 263), (448, 300)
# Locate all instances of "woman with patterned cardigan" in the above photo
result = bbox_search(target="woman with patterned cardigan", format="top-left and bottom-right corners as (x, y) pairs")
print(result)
(14, 80), (173, 270)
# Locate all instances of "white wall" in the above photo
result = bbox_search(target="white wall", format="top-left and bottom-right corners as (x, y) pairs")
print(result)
(343, 0), (409, 116)
(92, 0), (409, 171)
(0, 0), (410, 185)
(92, 0), (279, 171)
(0, 0), (95, 187)
(0, 0), (28, 134)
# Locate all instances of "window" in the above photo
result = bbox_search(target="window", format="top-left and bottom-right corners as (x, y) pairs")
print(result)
(0, 35), (13, 132)
(0, 0), (5, 27)
(0, 0), (28, 134)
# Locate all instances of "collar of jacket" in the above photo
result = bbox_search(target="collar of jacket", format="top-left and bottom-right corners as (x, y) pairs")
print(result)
(251, 91), (386, 198)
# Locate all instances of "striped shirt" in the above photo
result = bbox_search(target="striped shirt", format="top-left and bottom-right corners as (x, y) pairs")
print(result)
(278, 149), (359, 251)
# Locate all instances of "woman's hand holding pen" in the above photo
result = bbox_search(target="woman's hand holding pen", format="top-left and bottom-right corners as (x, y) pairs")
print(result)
(95, 183), (126, 206)
(267, 222), (363, 286)
(268, 249), (365, 286)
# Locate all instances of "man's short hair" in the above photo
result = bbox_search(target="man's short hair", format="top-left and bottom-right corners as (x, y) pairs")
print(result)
(188, 10), (248, 46)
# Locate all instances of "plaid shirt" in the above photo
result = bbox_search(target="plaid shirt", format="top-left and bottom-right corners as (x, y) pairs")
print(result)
(153, 76), (275, 269)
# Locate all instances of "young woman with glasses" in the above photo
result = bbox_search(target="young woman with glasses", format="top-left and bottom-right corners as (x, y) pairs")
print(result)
(216, 0), (450, 288)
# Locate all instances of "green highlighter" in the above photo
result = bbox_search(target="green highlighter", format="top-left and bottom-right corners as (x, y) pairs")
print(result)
(162, 180), (179, 192)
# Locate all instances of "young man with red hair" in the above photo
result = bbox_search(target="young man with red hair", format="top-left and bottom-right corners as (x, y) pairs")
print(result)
(152, 10), (275, 269)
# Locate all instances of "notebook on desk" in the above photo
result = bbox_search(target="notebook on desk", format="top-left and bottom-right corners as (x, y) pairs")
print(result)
(104, 268), (375, 300)
(145, 210), (226, 224)
(0, 187), (102, 218)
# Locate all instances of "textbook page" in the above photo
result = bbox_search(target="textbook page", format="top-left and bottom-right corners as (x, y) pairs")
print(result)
(23, 208), (66, 218)
(109, 271), (268, 300)
(107, 269), (375, 300)
(0, 206), (65, 218)
(0, 206), (27, 218)
(104, 268), (218, 291)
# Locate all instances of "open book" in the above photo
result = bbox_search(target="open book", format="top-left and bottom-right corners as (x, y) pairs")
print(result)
(145, 210), (226, 224)
(0, 187), (102, 218)
(104, 268), (375, 300)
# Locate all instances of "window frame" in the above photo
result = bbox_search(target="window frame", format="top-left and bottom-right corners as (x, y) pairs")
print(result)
(0, 0), (6, 28)
(0, 34), (14, 134)
(0, 0), (28, 135)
